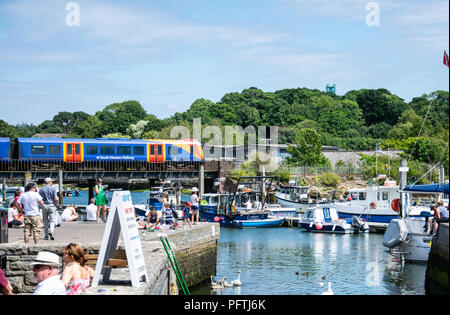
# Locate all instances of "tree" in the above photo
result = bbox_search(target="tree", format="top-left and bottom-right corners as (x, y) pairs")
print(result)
(0, 119), (16, 139)
(346, 88), (409, 126)
(70, 115), (102, 138)
(96, 100), (147, 135)
(126, 120), (149, 139)
(286, 128), (330, 167)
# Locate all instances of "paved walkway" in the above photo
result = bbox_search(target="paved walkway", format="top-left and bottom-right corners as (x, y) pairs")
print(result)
(6, 220), (208, 246)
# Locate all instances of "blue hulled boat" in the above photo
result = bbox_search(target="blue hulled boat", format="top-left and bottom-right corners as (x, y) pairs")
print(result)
(199, 176), (285, 228)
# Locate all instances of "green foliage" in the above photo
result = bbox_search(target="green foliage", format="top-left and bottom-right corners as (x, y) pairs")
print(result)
(287, 128), (331, 167)
(0, 119), (16, 139)
(345, 88), (409, 126)
(319, 172), (340, 187)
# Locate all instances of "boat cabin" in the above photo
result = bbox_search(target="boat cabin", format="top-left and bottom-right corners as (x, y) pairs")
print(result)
(276, 185), (309, 202)
(304, 207), (340, 223)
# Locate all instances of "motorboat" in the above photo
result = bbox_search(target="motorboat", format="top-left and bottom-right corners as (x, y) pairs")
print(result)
(199, 176), (285, 228)
(275, 184), (314, 213)
(134, 184), (183, 219)
(265, 203), (297, 219)
(383, 183), (449, 263)
(299, 206), (369, 234)
(332, 182), (400, 224)
(0, 184), (21, 193)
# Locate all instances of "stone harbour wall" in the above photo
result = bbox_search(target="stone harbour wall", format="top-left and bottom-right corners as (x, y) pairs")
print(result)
(0, 222), (220, 295)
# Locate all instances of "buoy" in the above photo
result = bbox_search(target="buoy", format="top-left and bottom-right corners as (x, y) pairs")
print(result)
(370, 202), (377, 209)
(214, 216), (220, 222)
(391, 198), (400, 212)
(316, 223), (323, 230)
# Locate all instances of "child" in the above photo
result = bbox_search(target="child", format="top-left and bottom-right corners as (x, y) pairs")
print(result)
(183, 202), (192, 228)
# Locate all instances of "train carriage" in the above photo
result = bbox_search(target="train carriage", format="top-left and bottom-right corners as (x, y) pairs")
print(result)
(0, 138), (10, 161)
(13, 137), (203, 163)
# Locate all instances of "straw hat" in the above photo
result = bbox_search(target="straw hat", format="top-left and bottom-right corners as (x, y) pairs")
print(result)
(30, 251), (61, 268)
(191, 187), (198, 192)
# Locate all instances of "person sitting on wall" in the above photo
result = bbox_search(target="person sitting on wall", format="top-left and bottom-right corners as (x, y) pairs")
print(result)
(8, 201), (24, 228)
(61, 204), (79, 222)
(146, 207), (160, 230)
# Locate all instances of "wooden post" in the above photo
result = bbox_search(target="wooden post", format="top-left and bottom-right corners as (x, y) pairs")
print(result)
(2, 178), (6, 202)
(58, 169), (64, 206)
(24, 172), (31, 188)
(199, 164), (205, 197)
(88, 178), (95, 204)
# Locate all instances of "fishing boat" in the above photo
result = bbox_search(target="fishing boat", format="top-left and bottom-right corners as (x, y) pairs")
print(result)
(199, 176), (285, 228)
(383, 183), (449, 263)
(275, 184), (314, 213)
(299, 206), (369, 234)
(332, 182), (400, 224)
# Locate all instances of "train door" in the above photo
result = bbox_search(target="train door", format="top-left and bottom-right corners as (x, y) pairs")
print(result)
(64, 142), (83, 162)
(148, 144), (164, 163)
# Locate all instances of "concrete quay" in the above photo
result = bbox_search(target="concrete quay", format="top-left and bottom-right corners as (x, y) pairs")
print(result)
(0, 221), (220, 295)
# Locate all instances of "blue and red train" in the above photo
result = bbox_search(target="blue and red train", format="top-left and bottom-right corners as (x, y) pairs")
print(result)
(0, 137), (204, 163)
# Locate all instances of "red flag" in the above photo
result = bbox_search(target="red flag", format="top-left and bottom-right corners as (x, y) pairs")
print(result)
(444, 50), (450, 67)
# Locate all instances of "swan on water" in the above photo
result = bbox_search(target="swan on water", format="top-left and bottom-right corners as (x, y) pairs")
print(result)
(223, 277), (234, 287)
(231, 270), (242, 286)
(210, 275), (224, 290)
(321, 282), (334, 295)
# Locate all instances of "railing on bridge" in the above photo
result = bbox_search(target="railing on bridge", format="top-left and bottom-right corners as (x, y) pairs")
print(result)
(0, 160), (203, 173)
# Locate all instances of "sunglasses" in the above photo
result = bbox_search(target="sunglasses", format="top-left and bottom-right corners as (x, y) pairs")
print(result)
(32, 264), (52, 271)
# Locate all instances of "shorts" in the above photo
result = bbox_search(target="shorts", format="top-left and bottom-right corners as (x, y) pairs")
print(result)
(24, 215), (41, 237)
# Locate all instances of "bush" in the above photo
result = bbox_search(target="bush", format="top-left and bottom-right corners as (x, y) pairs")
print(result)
(319, 172), (340, 187)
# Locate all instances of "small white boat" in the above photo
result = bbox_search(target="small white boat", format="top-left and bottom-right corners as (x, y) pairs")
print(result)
(299, 206), (369, 234)
(265, 203), (297, 219)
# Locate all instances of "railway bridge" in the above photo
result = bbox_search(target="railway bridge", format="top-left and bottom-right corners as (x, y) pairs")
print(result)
(0, 159), (235, 202)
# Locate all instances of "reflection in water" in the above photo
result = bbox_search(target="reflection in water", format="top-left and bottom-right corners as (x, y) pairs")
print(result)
(191, 227), (426, 295)
(54, 192), (426, 295)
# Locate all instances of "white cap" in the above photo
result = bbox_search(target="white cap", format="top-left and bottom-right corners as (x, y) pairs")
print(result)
(191, 187), (198, 192)
(45, 178), (53, 183)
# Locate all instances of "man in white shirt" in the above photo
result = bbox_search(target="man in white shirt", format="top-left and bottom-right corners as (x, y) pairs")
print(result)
(17, 183), (44, 244)
(31, 251), (66, 295)
(86, 198), (98, 221)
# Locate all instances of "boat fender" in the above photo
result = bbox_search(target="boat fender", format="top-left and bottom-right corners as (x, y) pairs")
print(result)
(370, 202), (377, 209)
(391, 199), (400, 212)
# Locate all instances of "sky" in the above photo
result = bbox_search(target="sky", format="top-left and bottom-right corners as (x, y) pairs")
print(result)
(0, 0), (448, 125)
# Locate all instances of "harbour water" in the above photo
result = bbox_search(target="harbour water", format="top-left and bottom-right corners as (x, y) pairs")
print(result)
(190, 227), (426, 295)
(3, 190), (427, 295)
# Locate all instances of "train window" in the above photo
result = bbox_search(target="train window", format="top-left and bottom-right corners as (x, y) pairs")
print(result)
(178, 147), (182, 154)
(150, 145), (155, 155)
(49, 145), (61, 155)
(100, 146), (114, 155)
(31, 145), (46, 154)
(158, 145), (162, 155)
(75, 144), (80, 154)
(133, 146), (144, 155)
(86, 146), (97, 155)
(117, 146), (131, 155)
